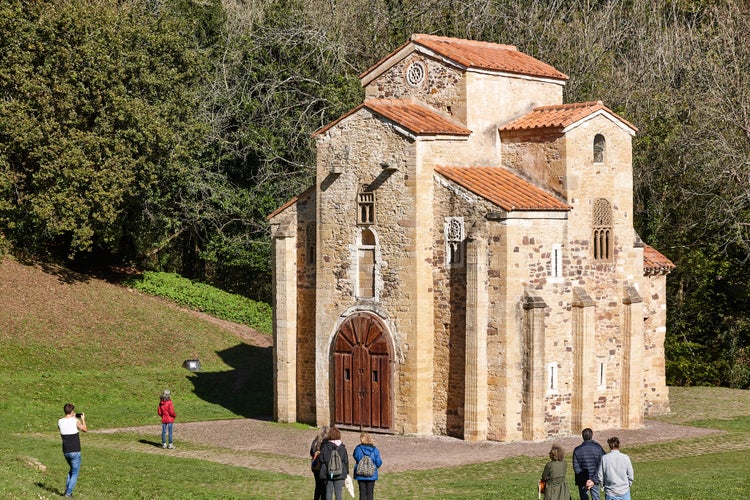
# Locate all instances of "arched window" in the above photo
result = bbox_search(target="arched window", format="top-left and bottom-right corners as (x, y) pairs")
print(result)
(358, 228), (376, 297)
(593, 134), (606, 163)
(592, 198), (613, 261)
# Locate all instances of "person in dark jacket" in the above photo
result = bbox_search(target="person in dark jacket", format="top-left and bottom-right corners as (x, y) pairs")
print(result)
(318, 426), (349, 500)
(572, 428), (606, 500)
(352, 432), (383, 500)
(310, 426), (329, 500)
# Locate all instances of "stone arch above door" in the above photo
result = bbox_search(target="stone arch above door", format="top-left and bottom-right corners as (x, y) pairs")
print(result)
(333, 312), (393, 431)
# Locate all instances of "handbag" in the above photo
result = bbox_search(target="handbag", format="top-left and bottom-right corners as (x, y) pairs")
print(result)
(538, 479), (546, 499)
(311, 452), (321, 472)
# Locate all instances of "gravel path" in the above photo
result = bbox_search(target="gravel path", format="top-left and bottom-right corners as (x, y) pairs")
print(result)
(94, 311), (718, 476)
(96, 418), (718, 477)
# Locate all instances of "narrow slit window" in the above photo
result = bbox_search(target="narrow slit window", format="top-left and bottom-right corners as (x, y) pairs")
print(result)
(372, 370), (378, 383)
(547, 363), (558, 392)
(551, 243), (563, 278)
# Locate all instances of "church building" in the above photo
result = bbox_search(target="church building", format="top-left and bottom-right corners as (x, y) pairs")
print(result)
(268, 34), (674, 441)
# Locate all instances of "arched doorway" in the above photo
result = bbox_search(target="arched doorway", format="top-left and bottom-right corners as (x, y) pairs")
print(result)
(333, 312), (392, 430)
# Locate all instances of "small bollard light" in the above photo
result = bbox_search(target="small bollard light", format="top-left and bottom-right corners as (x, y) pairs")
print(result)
(182, 359), (201, 372)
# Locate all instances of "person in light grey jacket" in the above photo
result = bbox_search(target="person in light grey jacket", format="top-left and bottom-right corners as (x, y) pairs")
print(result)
(596, 437), (634, 500)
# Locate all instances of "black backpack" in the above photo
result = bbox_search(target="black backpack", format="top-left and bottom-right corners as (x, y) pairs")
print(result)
(327, 445), (343, 478)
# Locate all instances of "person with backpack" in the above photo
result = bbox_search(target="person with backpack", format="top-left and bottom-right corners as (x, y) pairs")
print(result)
(318, 426), (349, 500)
(353, 432), (383, 500)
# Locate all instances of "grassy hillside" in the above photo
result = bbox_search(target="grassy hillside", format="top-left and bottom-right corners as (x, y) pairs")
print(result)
(3, 255), (750, 498)
(0, 256), (273, 433)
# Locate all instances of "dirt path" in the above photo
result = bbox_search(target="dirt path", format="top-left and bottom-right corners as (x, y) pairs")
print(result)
(95, 418), (718, 477)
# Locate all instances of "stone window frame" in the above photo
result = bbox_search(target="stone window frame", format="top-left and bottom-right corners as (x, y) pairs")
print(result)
(444, 217), (465, 267)
(305, 222), (316, 266)
(592, 198), (613, 261)
(357, 227), (377, 299)
(550, 243), (563, 282)
(546, 362), (559, 394)
(357, 184), (375, 226)
(593, 134), (606, 164)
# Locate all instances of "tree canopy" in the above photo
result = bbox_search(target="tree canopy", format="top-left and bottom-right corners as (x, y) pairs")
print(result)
(1, 0), (749, 386)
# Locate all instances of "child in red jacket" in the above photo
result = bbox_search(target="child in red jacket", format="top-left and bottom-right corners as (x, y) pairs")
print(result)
(157, 389), (176, 449)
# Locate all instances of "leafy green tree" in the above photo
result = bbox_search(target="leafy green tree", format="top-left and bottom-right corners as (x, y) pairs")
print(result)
(0, 0), (210, 262)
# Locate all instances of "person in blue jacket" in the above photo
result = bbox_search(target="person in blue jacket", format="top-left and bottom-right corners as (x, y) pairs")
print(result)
(352, 432), (383, 500)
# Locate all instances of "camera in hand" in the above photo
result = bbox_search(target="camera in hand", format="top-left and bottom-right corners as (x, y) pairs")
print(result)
(75, 413), (83, 418)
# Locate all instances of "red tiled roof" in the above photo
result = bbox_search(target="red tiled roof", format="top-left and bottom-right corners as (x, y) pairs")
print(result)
(499, 101), (638, 133)
(643, 243), (675, 275)
(435, 166), (570, 212)
(313, 99), (471, 138)
(360, 34), (568, 83)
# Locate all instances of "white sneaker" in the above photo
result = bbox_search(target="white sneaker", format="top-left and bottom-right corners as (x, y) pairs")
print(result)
(162, 443), (167, 449)
(167, 443), (175, 449)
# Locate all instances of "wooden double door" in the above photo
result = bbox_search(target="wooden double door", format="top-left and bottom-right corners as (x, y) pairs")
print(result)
(333, 313), (392, 430)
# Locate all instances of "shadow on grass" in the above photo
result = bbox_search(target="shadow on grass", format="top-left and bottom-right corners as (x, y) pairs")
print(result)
(188, 343), (273, 419)
(34, 481), (62, 497)
(139, 439), (165, 448)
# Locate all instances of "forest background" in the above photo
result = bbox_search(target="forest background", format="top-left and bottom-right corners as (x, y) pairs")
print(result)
(1, 0), (749, 388)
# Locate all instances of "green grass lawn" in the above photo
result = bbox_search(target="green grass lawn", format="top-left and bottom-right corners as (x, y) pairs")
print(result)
(2, 258), (750, 498)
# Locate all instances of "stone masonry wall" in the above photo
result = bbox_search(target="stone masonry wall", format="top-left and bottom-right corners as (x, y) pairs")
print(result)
(315, 110), (423, 432)
(294, 190), (317, 423)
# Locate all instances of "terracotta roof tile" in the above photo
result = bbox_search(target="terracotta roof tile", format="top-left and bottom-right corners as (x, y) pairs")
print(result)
(361, 34), (568, 82)
(411, 34), (568, 81)
(435, 166), (570, 212)
(643, 243), (675, 275)
(499, 101), (637, 133)
(365, 99), (471, 135)
(314, 99), (471, 138)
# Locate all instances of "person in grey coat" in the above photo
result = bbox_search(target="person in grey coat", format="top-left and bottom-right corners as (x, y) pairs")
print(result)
(597, 437), (634, 500)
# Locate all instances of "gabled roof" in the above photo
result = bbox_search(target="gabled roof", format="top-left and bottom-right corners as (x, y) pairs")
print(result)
(360, 34), (568, 86)
(643, 244), (676, 275)
(313, 99), (471, 138)
(267, 185), (315, 221)
(499, 101), (638, 135)
(435, 166), (570, 212)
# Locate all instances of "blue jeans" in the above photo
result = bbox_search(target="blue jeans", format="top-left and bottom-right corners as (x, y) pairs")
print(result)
(579, 483), (601, 500)
(63, 451), (81, 496)
(605, 491), (631, 500)
(162, 422), (173, 444)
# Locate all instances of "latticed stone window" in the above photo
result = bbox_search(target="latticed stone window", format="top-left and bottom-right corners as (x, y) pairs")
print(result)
(358, 184), (375, 225)
(592, 198), (613, 261)
(358, 228), (376, 298)
(444, 217), (464, 266)
(405, 60), (426, 87)
(593, 134), (606, 163)
(305, 222), (316, 266)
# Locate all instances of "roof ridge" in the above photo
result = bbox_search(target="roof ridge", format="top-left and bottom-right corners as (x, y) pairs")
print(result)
(533, 100), (604, 111)
(411, 33), (518, 51)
